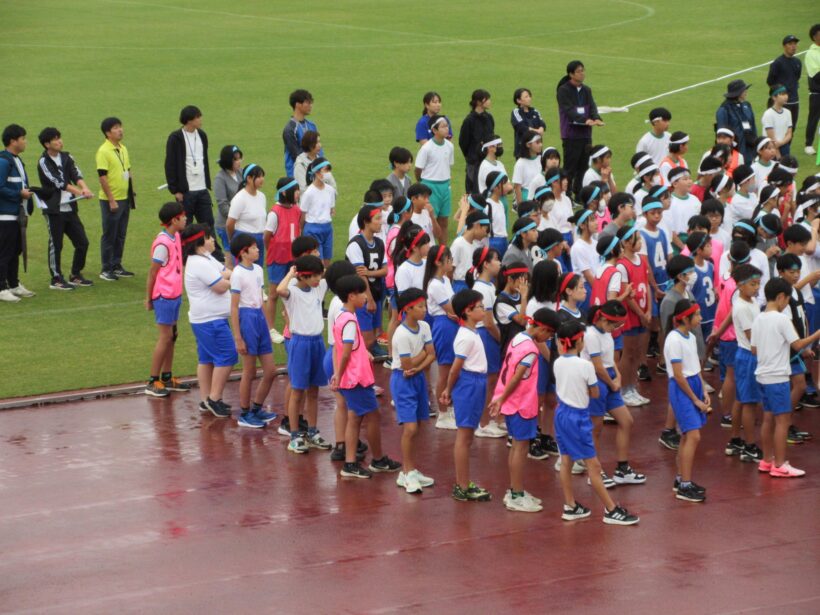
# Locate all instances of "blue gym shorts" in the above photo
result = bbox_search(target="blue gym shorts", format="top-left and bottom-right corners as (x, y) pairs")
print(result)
(668, 375), (707, 433)
(554, 402), (595, 461)
(191, 319), (238, 367)
(432, 314), (459, 365)
(287, 333), (328, 390)
(478, 327), (501, 374)
(302, 222), (333, 261)
(504, 412), (537, 441)
(356, 300), (383, 333)
(153, 296), (182, 325)
(340, 385), (379, 416)
(451, 370), (487, 429)
(390, 370), (430, 424)
(588, 367), (625, 416)
(238, 307), (272, 356)
(718, 339), (737, 380)
(760, 381), (791, 415)
(267, 262), (290, 285)
(735, 347), (762, 404)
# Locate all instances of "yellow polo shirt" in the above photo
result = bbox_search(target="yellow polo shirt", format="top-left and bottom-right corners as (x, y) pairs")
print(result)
(96, 139), (131, 200)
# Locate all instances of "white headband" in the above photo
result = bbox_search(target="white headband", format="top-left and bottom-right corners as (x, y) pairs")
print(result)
(526, 133), (542, 145)
(737, 173), (754, 185)
(639, 163), (659, 176)
(589, 146), (611, 163)
(669, 134), (689, 145)
(633, 154), (652, 170)
(430, 116), (448, 131)
(777, 164), (797, 174)
(647, 115), (666, 124)
(668, 169), (691, 183)
(711, 174), (730, 196)
(756, 137), (772, 153)
(764, 187), (781, 202)
(482, 138), (502, 150)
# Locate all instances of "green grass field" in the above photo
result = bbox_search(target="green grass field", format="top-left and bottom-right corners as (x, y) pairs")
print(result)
(2, 0), (817, 398)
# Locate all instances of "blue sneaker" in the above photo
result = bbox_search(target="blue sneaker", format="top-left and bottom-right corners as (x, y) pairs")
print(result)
(253, 406), (278, 424)
(238, 411), (265, 429)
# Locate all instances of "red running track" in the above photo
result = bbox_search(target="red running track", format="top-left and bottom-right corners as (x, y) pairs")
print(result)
(1, 367), (818, 614)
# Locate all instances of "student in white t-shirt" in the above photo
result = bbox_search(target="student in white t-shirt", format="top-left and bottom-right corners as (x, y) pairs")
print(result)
(569, 208), (598, 309)
(181, 225), (236, 418)
(300, 157), (336, 266)
(415, 115), (455, 241)
(635, 107), (672, 166)
(227, 164), (267, 266)
(450, 210), (489, 292)
(752, 278), (820, 478)
(512, 133), (542, 203)
(666, 167), (699, 251)
(761, 85), (793, 157)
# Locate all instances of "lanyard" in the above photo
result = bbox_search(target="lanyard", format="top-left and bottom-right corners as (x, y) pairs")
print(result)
(113, 147), (126, 172)
(183, 130), (198, 166)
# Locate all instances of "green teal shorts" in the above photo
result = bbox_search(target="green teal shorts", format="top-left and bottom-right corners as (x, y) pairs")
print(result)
(422, 179), (452, 217)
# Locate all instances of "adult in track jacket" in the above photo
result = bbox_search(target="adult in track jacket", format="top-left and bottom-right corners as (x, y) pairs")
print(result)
(458, 89), (494, 193)
(766, 34), (802, 133)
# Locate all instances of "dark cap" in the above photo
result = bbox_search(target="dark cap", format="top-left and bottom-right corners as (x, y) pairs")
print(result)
(724, 79), (751, 99)
(783, 34), (799, 45)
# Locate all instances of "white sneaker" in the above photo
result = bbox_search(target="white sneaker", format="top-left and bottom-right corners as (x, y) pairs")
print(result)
(587, 471), (616, 489)
(572, 460), (587, 474)
(622, 390), (642, 407)
(403, 472), (422, 494)
(10, 284), (35, 298)
(634, 392), (651, 405)
(475, 423), (506, 438)
(523, 490), (542, 505)
(704, 381), (715, 394)
(504, 490), (542, 512)
(495, 420), (508, 432)
(435, 410), (457, 430)
(396, 471), (406, 488)
(0, 289), (20, 303)
(269, 328), (285, 344)
(411, 468), (435, 487)
(805, 146), (817, 156)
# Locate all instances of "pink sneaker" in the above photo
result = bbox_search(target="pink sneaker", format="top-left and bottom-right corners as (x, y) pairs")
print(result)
(758, 459), (773, 473)
(769, 461), (806, 478)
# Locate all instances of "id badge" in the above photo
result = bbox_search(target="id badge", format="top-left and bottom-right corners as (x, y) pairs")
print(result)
(576, 106), (585, 115)
(741, 121), (751, 130)
(122, 170), (130, 181)
(191, 166), (201, 176)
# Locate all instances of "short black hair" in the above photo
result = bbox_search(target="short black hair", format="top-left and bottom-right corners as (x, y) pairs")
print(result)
(516, 199), (538, 218)
(757, 213), (783, 236)
(325, 260), (358, 295)
(180, 223), (212, 263)
(513, 87), (531, 105)
(306, 157), (330, 182)
(728, 240), (751, 264)
(783, 224), (811, 245)
(764, 277), (792, 302)
(537, 227), (564, 251)
(230, 233), (257, 258)
(158, 201), (185, 225)
(671, 299), (697, 326)
(685, 231), (710, 254)
(363, 189), (383, 205)
(407, 183), (432, 199)
(451, 289), (484, 320)
(731, 263), (762, 284)
(100, 117), (121, 135)
(607, 192), (635, 218)
(810, 24), (820, 40)
(700, 198), (725, 219)
(2, 124), (26, 146)
(291, 235), (319, 258)
(179, 105), (201, 125)
(566, 60), (584, 75)
(389, 146), (413, 168)
(465, 210), (489, 228)
(667, 254), (695, 280)
(369, 178), (394, 195)
(687, 214), (710, 232)
(218, 145), (242, 171)
(397, 287), (427, 313)
(588, 300), (628, 326)
(357, 204), (382, 230)
(289, 89), (313, 108)
(276, 176), (299, 205)
(596, 234), (622, 260)
(469, 89), (491, 110)
(38, 127), (60, 147)
(300, 130), (319, 153)
(532, 307), (561, 331)
(336, 274), (367, 303)
(556, 318), (585, 349)
(776, 253), (802, 272)
(294, 254), (324, 277)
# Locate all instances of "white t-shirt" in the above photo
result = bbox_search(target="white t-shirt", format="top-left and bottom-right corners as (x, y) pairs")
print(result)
(391, 320), (433, 369)
(526, 173), (546, 199)
(526, 297), (556, 317)
(495, 292), (520, 326)
(669, 193), (700, 234)
(733, 298), (760, 350)
(151, 231), (176, 265)
(719, 247), (769, 305)
(228, 190), (267, 234)
(582, 167), (615, 190)
(570, 237), (598, 277)
(395, 259), (426, 292)
(478, 158), (508, 194)
(474, 279), (496, 328)
(597, 263), (623, 297)
(327, 295), (343, 346)
(760, 107), (793, 145)
(551, 193), (574, 233)
(411, 209), (436, 245)
(450, 236), (477, 281)
(752, 160), (775, 189)
(453, 326), (488, 373)
(553, 354), (598, 408)
(512, 157), (540, 193)
(723, 192), (757, 233)
(487, 197), (506, 237)
(663, 329), (701, 377)
(751, 310), (798, 385)
(636, 131), (671, 166)
(344, 234), (380, 268)
(185, 253), (230, 323)
(230, 263), (264, 309)
(582, 325), (615, 368)
(415, 139), (454, 181)
(264, 204), (300, 242)
(283, 278), (328, 336)
(182, 129), (206, 192)
(427, 276), (453, 317)
(300, 183), (336, 224)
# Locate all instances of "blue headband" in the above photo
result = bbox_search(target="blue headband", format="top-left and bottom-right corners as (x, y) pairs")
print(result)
(620, 225), (639, 243)
(576, 209), (594, 227)
(489, 173), (507, 192)
(649, 186), (668, 199)
(737, 272), (761, 285)
(543, 240), (560, 251)
(476, 217), (491, 226)
(771, 85), (787, 97)
(231, 145), (239, 152)
(276, 179), (298, 198)
(600, 235), (620, 261)
(642, 200), (663, 212)
(468, 195), (485, 211)
(366, 201), (384, 208)
(733, 221), (756, 235)
(512, 221), (537, 239)
(544, 172), (561, 185)
(533, 186), (553, 200)
(242, 163), (258, 180)
(585, 186), (601, 205)
(759, 220), (777, 236)
(729, 251), (751, 264)
(311, 160), (331, 175)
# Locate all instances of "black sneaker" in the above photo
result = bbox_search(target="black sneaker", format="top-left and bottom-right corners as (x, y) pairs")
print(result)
(724, 437), (745, 456)
(676, 483), (706, 503)
(357, 439), (368, 455)
(161, 377), (192, 392)
(199, 401), (209, 413)
(330, 445), (345, 462)
(702, 361), (714, 372)
(113, 267), (134, 278)
(655, 362), (667, 375)
(369, 456), (402, 473)
(49, 277), (75, 291)
(99, 270), (118, 281)
(561, 501), (591, 521)
(204, 397), (231, 418)
(527, 441), (549, 460)
(69, 274), (93, 287)
(645, 346), (658, 359)
(298, 415), (309, 432)
(538, 433), (559, 456)
(787, 425), (806, 444)
(277, 417), (291, 436)
(800, 393), (820, 408)
(740, 443), (763, 462)
(673, 478), (707, 493)
(720, 414), (733, 428)
(340, 462), (372, 479)
(637, 364), (651, 382)
(603, 505), (640, 525)
(790, 425), (812, 441)
(603, 411), (617, 424)
(658, 429), (680, 450)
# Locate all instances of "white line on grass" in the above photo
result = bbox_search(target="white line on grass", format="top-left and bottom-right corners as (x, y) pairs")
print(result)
(0, 300), (142, 321)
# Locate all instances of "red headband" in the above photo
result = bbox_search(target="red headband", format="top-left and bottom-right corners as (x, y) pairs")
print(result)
(367, 207), (381, 219)
(503, 267), (529, 276)
(296, 270), (318, 276)
(406, 231), (428, 256)
(401, 296), (426, 313)
(527, 316), (555, 331)
(559, 272), (577, 296)
(457, 299), (483, 325)
(594, 310), (627, 323)
(182, 230), (205, 245)
(477, 246), (489, 268)
(674, 304), (700, 322)
(559, 331), (585, 348)
(433, 244), (447, 265)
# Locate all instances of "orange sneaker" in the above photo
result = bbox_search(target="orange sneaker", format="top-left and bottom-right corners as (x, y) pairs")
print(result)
(757, 459), (773, 473)
(769, 461), (806, 478)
